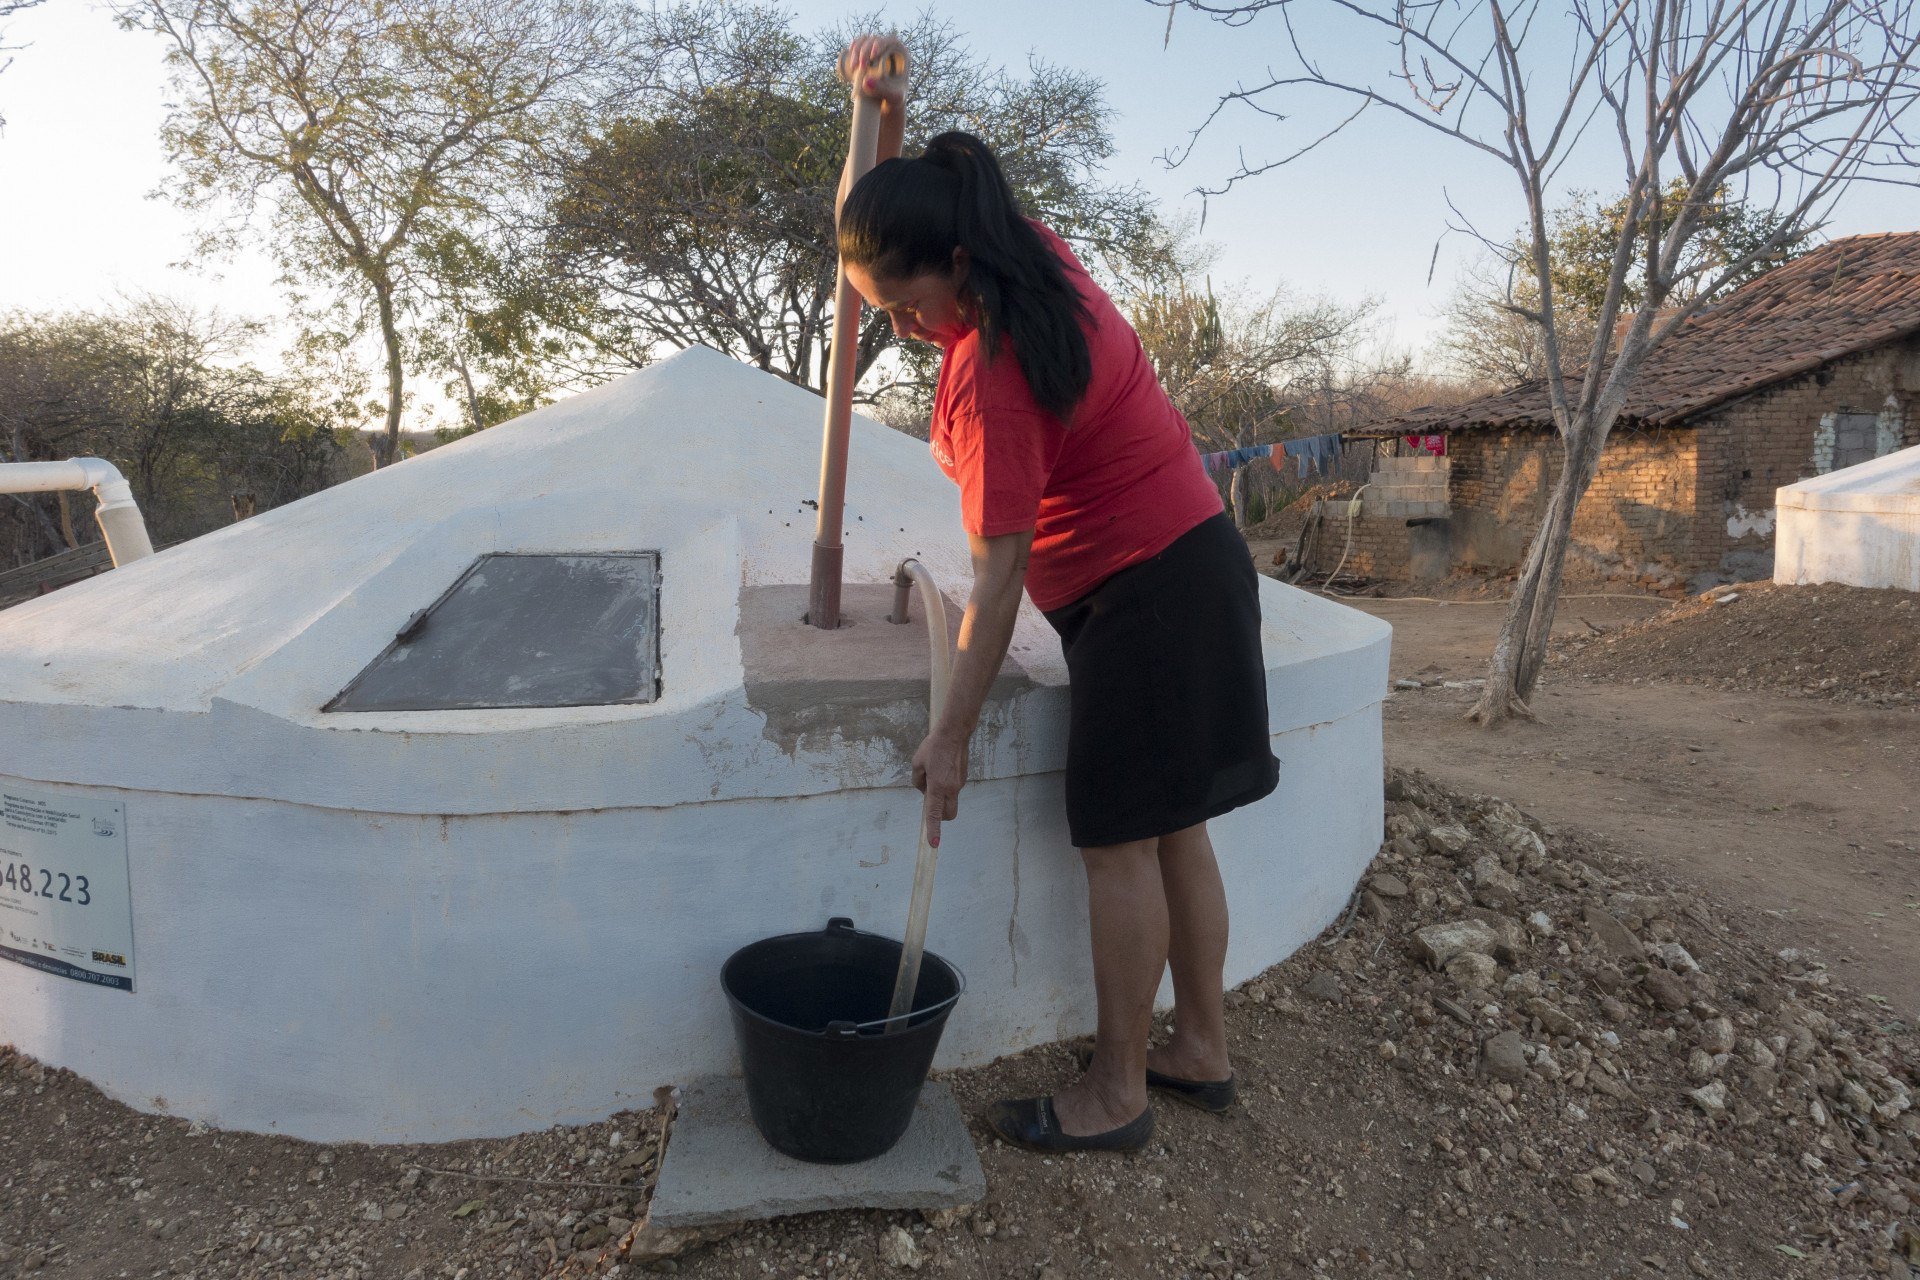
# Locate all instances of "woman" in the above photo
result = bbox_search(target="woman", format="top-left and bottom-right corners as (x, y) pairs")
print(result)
(838, 35), (1279, 1155)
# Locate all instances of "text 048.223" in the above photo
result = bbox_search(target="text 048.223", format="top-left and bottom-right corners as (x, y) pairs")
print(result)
(2, 862), (92, 906)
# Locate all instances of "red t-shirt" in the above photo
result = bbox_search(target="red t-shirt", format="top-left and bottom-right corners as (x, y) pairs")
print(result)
(928, 222), (1222, 612)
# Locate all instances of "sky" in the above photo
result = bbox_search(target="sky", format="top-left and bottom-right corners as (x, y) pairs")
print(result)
(1, 0), (1915, 427)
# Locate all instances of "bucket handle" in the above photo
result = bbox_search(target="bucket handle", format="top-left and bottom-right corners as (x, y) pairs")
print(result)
(824, 988), (965, 1038)
(820, 918), (966, 1036)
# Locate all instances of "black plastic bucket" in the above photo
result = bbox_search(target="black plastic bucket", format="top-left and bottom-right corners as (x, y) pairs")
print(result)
(721, 917), (964, 1163)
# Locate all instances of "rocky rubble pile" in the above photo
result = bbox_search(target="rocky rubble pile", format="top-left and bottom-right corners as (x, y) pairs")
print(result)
(1557, 581), (1920, 707)
(586, 770), (1920, 1279)
(1323, 770), (1920, 1276)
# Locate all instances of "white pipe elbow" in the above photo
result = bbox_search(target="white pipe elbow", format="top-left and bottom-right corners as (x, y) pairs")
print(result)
(72, 458), (138, 512)
(0, 457), (155, 566)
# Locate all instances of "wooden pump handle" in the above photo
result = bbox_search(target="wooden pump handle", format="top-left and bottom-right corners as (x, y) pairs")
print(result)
(808, 47), (905, 629)
(837, 48), (907, 83)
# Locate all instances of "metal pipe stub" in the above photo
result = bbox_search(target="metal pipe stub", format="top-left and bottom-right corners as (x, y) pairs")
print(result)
(888, 562), (914, 624)
(806, 542), (844, 629)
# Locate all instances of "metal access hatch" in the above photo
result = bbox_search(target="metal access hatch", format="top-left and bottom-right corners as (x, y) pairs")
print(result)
(325, 552), (661, 713)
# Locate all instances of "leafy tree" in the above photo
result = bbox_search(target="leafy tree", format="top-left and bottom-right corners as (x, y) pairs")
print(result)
(116, 0), (629, 464)
(543, 3), (1176, 399)
(1442, 183), (1813, 388)
(409, 226), (584, 438)
(0, 298), (351, 566)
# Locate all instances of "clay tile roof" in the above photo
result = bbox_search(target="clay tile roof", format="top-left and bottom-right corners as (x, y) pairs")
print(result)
(1377, 232), (1920, 435)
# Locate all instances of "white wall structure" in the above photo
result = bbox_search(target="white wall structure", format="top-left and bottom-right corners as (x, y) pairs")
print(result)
(1775, 442), (1920, 591)
(0, 347), (1391, 1143)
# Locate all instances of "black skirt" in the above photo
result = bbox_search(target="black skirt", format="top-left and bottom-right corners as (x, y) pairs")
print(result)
(1042, 511), (1280, 848)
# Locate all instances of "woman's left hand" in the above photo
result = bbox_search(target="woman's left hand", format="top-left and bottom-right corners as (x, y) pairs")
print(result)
(912, 729), (966, 849)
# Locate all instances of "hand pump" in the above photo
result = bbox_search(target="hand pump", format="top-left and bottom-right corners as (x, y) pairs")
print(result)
(807, 45), (905, 630)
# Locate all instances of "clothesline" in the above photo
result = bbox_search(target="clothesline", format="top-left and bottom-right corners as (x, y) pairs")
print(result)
(1199, 433), (1346, 480)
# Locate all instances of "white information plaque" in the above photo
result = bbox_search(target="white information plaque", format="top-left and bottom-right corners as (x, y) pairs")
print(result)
(0, 785), (135, 991)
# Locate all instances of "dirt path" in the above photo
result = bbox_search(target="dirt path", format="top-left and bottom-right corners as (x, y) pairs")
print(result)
(1349, 593), (1920, 1018)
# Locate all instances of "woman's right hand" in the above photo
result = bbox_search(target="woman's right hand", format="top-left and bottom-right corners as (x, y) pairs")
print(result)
(843, 33), (908, 110)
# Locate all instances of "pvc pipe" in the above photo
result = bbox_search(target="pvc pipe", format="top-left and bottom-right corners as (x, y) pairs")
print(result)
(807, 52), (895, 631)
(0, 457), (154, 566)
(1, 460), (102, 494)
(886, 557), (953, 1024)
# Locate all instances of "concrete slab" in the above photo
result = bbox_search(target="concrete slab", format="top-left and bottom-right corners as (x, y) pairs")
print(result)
(648, 1077), (986, 1229)
(737, 583), (1033, 760)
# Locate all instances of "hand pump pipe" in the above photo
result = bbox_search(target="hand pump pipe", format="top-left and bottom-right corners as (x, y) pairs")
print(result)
(807, 45), (906, 630)
(885, 557), (953, 1023)
(0, 458), (156, 567)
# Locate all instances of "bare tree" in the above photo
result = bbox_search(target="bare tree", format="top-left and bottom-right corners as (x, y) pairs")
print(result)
(1440, 181), (1813, 388)
(1438, 253), (1589, 391)
(1132, 278), (1377, 524)
(1158, 0), (1920, 724)
(115, 0), (630, 465)
(0, 0), (45, 126)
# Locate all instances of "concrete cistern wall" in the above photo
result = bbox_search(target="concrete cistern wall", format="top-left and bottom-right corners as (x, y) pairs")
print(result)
(0, 347), (1391, 1142)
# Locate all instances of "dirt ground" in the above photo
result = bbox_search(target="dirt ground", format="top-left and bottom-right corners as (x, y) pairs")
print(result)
(5, 577), (1920, 1280)
(1348, 586), (1920, 1020)
(1558, 581), (1920, 708)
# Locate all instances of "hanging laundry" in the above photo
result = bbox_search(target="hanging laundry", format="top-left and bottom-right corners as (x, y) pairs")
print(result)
(1278, 433), (1345, 479)
(1403, 433), (1446, 456)
(1199, 432), (1344, 478)
(1199, 443), (1273, 475)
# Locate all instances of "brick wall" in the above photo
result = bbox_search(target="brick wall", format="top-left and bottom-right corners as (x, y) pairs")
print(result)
(1304, 501), (1412, 580)
(1299, 456), (1460, 581)
(1448, 429), (1702, 581)
(1444, 333), (1920, 583)
(1303, 500), (1454, 582)
(1692, 335), (1920, 578)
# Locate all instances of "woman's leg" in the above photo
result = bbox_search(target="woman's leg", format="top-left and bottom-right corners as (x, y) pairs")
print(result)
(1152, 822), (1233, 1081)
(1050, 837), (1167, 1136)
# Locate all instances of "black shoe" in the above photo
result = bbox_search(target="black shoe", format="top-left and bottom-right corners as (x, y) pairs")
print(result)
(1073, 1043), (1238, 1113)
(986, 1095), (1155, 1154)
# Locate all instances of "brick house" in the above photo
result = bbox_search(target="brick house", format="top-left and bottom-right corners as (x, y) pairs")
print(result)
(1321, 233), (1920, 589)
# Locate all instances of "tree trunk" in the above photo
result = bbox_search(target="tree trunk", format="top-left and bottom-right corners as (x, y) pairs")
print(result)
(455, 352), (485, 434)
(1229, 422), (1252, 527)
(377, 286), (405, 468)
(1468, 420), (1607, 725)
(55, 490), (79, 550)
(8, 493), (66, 561)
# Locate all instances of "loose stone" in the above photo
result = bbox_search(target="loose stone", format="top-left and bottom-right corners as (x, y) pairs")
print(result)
(1482, 1031), (1529, 1083)
(1413, 920), (1502, 970)
(1643, 969), (1690, 1012)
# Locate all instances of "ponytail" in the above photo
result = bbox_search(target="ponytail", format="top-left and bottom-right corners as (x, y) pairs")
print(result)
(840, 131), (1092, 421)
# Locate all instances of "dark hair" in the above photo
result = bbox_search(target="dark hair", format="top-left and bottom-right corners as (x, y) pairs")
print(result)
(839, 131), (1091, 421)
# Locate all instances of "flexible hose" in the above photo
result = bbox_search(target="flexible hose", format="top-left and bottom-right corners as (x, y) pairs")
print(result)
(1316, 591), (1676, 605)
(887, 558), (952, 1025)
(1321, 483), (1370, 591)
